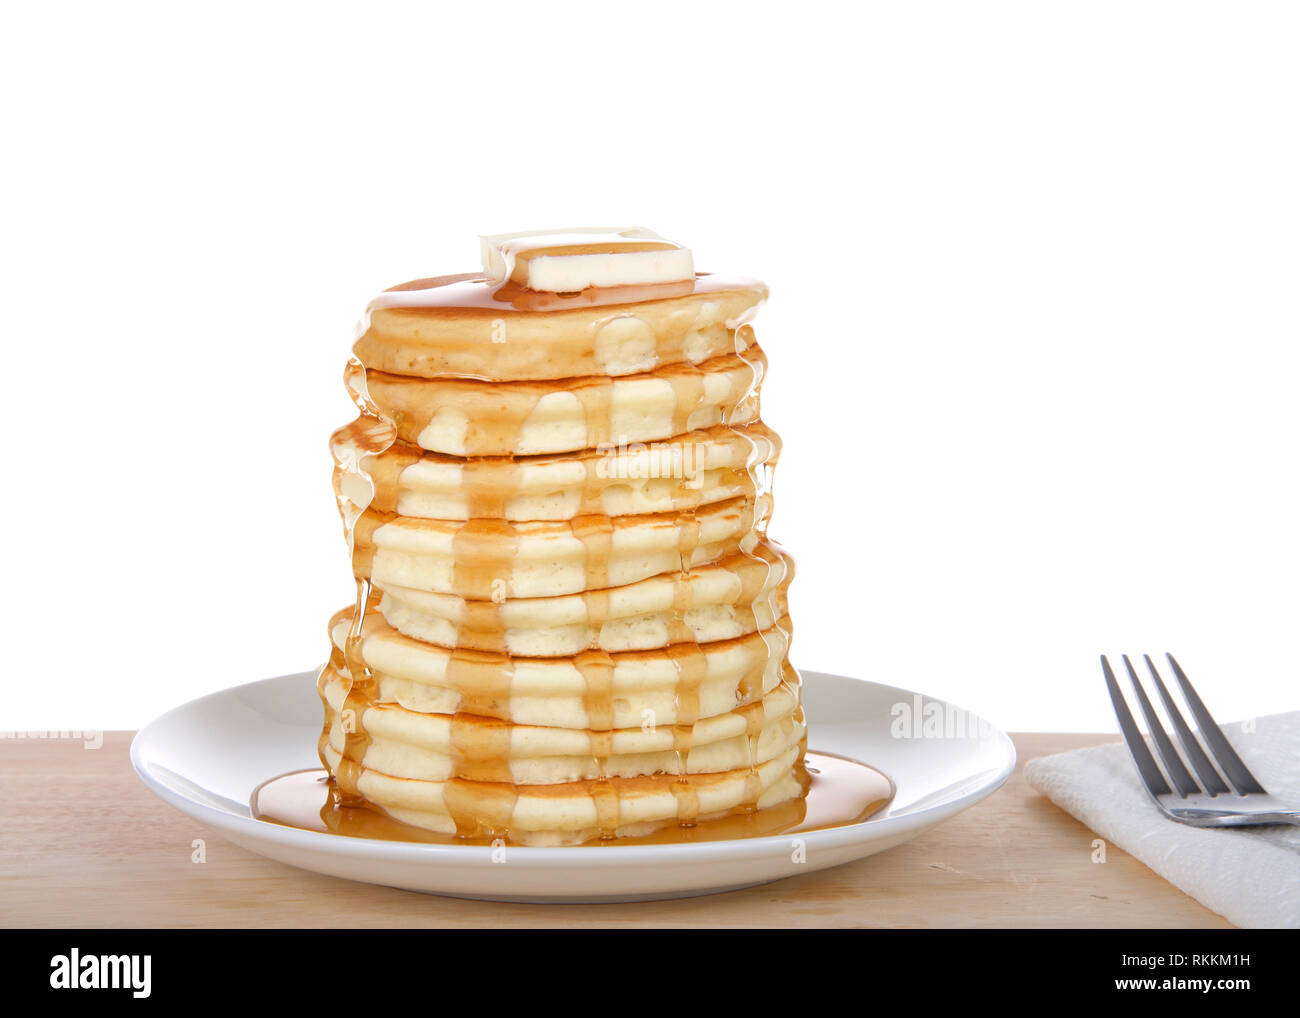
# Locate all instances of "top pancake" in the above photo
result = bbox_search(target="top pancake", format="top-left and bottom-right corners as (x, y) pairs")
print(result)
(353, 273), (768, 381)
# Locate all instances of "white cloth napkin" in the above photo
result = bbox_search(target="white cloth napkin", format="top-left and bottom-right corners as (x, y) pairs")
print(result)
(1023, 710), (1300, 928)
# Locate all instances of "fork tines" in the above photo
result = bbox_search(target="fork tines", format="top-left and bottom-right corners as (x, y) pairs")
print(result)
(1100, 653), (1266, 799)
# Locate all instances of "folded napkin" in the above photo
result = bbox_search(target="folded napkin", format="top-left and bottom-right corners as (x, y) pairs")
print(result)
(1024, 710), (1300, 928)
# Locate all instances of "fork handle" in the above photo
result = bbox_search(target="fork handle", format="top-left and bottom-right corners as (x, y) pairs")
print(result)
(1248, 811), (1300, 826)
(1176, 807), (1300, 827)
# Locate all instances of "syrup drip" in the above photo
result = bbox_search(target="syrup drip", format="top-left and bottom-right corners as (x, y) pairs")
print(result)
(728, 319), (794, 813)
(577, 647), (619, 838)
(323, 358), (397, 805)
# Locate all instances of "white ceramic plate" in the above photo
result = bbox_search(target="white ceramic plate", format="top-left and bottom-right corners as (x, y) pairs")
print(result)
(131, 670), (1015, 903)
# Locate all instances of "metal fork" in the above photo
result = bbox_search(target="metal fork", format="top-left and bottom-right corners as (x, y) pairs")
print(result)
(1101, 653), (1300, 827)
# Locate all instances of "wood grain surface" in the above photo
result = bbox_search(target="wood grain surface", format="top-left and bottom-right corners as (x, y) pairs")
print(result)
(0, 732), (1232, 928)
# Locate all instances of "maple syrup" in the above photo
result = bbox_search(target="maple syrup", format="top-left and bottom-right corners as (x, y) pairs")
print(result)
(252, 751), (893, 847)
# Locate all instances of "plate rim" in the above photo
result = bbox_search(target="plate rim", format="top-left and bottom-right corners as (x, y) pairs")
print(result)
(130, 669), (1016, 869)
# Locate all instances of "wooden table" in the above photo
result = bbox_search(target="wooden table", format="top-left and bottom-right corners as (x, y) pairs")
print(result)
(0, 732), (1230, 928)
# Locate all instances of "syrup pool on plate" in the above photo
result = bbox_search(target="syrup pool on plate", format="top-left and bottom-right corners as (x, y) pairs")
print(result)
(251, 751), (894, 847)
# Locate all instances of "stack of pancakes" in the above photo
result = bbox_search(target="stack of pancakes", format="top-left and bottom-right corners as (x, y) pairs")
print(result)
(318, 270), (805, 845)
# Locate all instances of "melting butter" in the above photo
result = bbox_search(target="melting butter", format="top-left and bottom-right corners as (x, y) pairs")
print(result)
(480, 227), (694, 292)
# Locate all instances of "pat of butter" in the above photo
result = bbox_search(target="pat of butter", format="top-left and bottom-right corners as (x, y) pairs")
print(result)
(479, 228), (695, 292)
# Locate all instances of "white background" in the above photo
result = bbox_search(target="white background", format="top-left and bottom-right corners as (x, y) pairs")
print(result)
(3, 1), (1298, 733)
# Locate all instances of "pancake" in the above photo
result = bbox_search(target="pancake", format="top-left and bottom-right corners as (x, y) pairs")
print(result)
(375, 541), (793, 656)
(352, 493), (772, 600)
(328, 607), (794, 730)
(319, 666), (804, 784)
(319, 739), (807, 845)
(362, 348), (765, 457)
(354, 273), (767, 381)
(360, 422), (780, 522)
